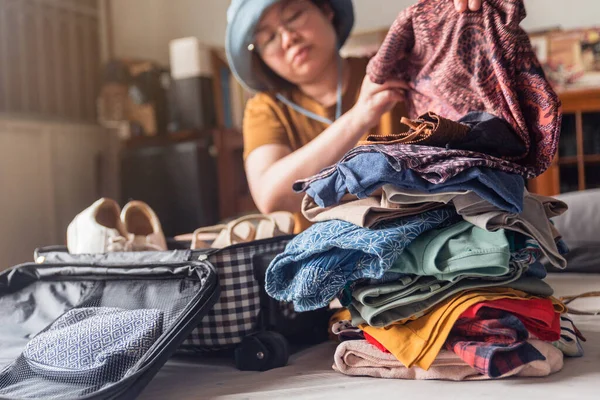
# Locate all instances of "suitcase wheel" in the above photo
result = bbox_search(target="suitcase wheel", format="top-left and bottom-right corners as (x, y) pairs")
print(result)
(234, 331), (289, 371)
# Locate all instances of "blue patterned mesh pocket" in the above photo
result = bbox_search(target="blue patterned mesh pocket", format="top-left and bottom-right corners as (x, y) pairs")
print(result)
(23, 307), (163, 381)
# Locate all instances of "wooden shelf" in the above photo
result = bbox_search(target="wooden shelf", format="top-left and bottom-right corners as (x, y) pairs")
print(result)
(558, 154), (600, 166)
(123, 129), (214, 149)
(558, 87), (600, 113)
(558, 156), (578, 165)
(583, 154), (600, 164)
(529, 88), (600, 196)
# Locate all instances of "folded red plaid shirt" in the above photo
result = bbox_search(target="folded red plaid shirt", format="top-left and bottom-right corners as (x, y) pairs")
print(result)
(460, 298), (561, 342)
(445, 308), (546, 378)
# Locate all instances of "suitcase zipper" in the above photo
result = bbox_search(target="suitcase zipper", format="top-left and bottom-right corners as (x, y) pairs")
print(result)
(34, 234), (295, 264)
(196, 253), (211, 261)
(13, 260), (213, 282)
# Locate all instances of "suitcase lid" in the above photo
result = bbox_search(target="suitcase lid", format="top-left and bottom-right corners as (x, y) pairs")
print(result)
(0, 251), (220, 400)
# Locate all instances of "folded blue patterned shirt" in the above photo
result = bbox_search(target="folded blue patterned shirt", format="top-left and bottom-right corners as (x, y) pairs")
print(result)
(265, 208), (458, 311)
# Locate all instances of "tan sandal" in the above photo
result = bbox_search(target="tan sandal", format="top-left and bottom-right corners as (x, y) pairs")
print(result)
(189, 221), (255, 249)
(227, 212), (295, 242)
(560, 291), (600, 316)
(187, 224), (226, 249)
(187, 211), (295, 250)
(174, 227), (223, 245)
(266, 211), (295, 237)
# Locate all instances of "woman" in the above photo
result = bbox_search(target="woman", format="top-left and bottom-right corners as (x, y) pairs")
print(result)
(226, 0), (482, 232)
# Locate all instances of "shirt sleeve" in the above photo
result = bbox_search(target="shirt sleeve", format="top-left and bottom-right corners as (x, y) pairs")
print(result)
(242, 94), (291, 160)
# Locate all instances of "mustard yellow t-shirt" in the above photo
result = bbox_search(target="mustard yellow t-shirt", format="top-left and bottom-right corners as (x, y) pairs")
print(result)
(242, 57), (407, 232)
(331, 290), (565, 371)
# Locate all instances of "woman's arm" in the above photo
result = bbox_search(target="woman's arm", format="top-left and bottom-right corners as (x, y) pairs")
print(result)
(246, 109), (369, 214)
(246, 77), (406, 214)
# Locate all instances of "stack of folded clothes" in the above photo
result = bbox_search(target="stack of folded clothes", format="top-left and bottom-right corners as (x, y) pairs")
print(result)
(264, 0), (586, 381)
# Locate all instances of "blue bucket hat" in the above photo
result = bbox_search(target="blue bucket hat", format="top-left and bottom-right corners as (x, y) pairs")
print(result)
(226, 0), (355, 93)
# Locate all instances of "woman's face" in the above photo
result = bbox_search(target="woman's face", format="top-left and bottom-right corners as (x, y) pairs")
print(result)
(254, 0), (338, 86)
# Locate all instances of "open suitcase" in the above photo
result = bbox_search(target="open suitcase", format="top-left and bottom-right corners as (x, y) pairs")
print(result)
(0, 236), (330, 400)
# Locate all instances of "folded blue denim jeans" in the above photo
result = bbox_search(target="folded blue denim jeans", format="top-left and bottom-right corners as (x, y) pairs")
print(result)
(305, 152), (524, 213)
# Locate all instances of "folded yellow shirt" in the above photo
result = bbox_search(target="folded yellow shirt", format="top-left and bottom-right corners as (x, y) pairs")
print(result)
(330, 289), (565, 371)
(363, 289), (565, 370)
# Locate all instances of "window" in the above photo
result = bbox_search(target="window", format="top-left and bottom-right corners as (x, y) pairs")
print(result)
(0, 0), (101, 121)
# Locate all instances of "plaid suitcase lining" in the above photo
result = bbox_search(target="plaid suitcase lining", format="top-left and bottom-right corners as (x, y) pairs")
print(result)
(182, 240), (289, 349)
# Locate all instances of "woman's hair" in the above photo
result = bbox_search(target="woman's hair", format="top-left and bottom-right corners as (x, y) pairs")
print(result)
(252, 52), (294, 92)
(311, 0), (340, 34)
(253, 0), (339, 92)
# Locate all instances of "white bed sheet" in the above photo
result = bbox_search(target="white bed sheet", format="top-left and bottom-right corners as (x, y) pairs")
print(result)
(141, 273), (600, 400)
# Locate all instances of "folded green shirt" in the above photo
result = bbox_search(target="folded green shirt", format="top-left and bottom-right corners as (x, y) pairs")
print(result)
(389, 220), (510, 281)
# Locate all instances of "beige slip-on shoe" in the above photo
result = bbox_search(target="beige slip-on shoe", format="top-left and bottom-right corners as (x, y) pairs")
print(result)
(120, 200), (168, 251)
(67, 198), (130, 254)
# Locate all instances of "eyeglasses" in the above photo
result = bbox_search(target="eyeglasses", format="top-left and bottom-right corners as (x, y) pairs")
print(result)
(249, 0), (311, 56)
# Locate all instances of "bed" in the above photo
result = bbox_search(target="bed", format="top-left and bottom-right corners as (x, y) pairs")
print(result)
(141, 273), (600, 400)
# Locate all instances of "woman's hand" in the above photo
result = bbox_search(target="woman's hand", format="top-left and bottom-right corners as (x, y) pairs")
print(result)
(349, 75), (407, 131)
(453, 0), (482, 12)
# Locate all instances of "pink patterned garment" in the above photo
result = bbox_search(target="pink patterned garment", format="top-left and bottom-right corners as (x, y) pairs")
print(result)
(366, 0), (561, 176)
